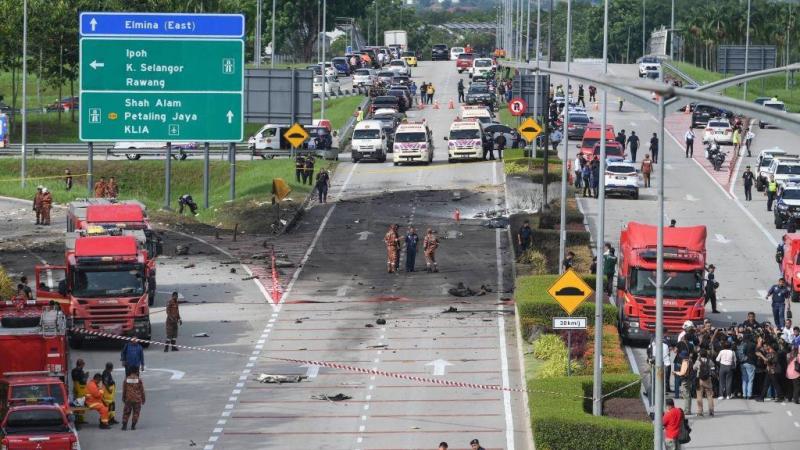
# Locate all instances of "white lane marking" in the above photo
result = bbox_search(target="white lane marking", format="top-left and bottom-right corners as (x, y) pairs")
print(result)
(729, 149), (745, 198)
(493, 161), (516, 450)
(111, 367), (184, 380)
(685, 194), (700, 202)
(336, 285), (350, 297)
(714, 234), (732, 244)
(788, 410), (793, 417)
(425, 359), (453, 376)
(356, 231), (373, 240)
(202, 161), (360, 447)
(664, 128), (733, 200)
(794, 421), (799, 428)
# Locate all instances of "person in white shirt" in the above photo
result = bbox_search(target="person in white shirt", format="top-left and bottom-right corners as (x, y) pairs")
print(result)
(684, 128), (695, 158)
(782, 319), (795, 343)
(716, 341), (737, 399)
(574, 155), (584, 189)
(745, 128), (755, 157)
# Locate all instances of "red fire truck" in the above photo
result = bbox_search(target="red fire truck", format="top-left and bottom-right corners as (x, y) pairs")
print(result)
(780, 234), (800, 302)
(66, 199), (162, 306)
(616, 222), (708, 344)
(35, 229), (153, 348)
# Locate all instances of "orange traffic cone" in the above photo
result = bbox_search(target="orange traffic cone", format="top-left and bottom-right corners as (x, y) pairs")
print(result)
(454, 208), (461, 223)
(418, 101), (425, 110)
(433, 100), (440, 110)
(448, 99), (455, 109)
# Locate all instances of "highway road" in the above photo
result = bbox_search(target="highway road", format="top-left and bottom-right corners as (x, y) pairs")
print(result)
(0, 61), (528, 450)
(548, 61), (800, 449)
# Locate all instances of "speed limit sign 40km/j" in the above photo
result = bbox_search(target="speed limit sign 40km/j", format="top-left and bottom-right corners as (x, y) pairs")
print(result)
(508, 97), (527, 117)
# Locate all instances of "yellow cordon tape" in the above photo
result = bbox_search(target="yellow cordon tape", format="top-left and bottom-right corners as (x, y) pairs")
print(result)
(74, 328), (641, 400)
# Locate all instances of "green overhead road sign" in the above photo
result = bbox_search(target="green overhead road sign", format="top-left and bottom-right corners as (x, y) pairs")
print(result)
(80, 92), (242, 141)
(80, 35), (243, 142)
(80, 39), (243, 92)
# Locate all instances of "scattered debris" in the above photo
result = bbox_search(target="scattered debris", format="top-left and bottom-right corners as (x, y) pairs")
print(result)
(220, 320), (231, 323)
(220, 260), (239, 265)
(183, 263), (195, 269)
(482, 217), (509, 228)
(366, 344), (388, 349)
(274, 259), (295, 268)
(376, 318), (387, 325)
(229, 268), (237, 274)
(257, 373), (307, 384)
(192, 332), (210, 338)
(241, 275), (259, 280)
(311, 393), (352, 402)
(175, 244), (190, 255)
(448, 282), (476, 297)
(443, 306), (459, 313)
(365, 324), (375, 328)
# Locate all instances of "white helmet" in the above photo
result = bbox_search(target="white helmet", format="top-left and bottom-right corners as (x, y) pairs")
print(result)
(682, 320), (694, 330)
(41, 188), (48, 193)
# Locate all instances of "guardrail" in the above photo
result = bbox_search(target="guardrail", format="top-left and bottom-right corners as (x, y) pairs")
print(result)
(661, 61), (700, 86)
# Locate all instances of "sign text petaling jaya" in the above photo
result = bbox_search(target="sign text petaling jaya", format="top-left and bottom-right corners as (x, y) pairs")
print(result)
(79, 12), (244, 142)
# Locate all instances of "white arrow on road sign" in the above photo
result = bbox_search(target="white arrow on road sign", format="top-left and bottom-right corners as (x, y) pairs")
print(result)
(89, 60), (105, 70)
(356, 231), (373, 241)
(90, 18), (98, 31)
(425, 359), (453, 376)
(300, 364), (320, 378)
(226, 110), (234, 124)
(714, 233), (731, 244)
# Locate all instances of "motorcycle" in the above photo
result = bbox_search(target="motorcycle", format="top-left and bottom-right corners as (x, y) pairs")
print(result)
(705, 141), (726, 171)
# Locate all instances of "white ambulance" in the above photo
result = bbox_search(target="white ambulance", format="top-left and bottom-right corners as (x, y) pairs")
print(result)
(459, 105), (494, 125)
(445, 118), (485, 162)
(392, 120), (434, 165)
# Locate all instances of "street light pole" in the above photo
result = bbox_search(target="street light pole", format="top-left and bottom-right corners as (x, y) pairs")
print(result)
(547, 0), (553, 68)
(558, 0), (572, 274)
(744, 0), (752, 100)
(525, 0), (531, 61)
(670, 0), (675, 60)
(654, 95), (667, 450)
(642, 0), (646, 57)
(255, 0), (262, 66)
(592, 0), (610, 417)
(271, 0), (277, 69)
(21, 0), (28, 187)
(321, 0), (327, 120)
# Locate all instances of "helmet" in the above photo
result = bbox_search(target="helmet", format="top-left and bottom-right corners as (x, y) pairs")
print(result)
(682, 320), (694, 330)
(41, 188), (48, 193)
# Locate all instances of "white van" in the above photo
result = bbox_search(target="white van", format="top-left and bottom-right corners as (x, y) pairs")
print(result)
(393, 120), (433, 165)
(351, 120), (388, 163)
(469, 58), (494, 79)
(248, 124), (291, 152)
(460, 105), (494, 125)
(445, 119), (484, 162)
(450, 47), (465, 61)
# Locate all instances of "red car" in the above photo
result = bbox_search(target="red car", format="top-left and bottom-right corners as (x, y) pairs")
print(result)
(592, 141), (625, 159)
(578, 124), (615, 158)
(46, 97), (78, 112)
(456, 53), (474, 73)
(0, 404), (79, 450)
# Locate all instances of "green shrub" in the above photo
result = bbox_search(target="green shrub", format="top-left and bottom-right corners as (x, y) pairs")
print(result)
(530, 374), (652, 450)
(519, 249), (549, 274)
(530, 172), (563, 184)
(537, 354), (582, 378)
(532, 228), (592, 246)
(516, 275), (618, 326)
(538, 211), (585, 229)
(0, 266), (14, 299)
(532, 334), (567, 360)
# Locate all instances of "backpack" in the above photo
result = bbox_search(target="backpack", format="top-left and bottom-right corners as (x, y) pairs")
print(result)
(678, 411), (692, 444)
(698, 358), (712, 381)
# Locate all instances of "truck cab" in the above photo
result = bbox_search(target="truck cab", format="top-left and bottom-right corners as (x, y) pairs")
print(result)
(780, 233), (800, 302)
(36, 230), (153, 348)
(617, 222), (707, 344)
(0, 404), (79, 450)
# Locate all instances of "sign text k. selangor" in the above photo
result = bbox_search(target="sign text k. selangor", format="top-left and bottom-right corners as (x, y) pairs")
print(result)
(79, 12), (244, 142)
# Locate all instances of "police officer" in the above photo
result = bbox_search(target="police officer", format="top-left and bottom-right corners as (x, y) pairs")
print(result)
(404, 226), (419, 272)
(295, 155), (306, 183)
(457, 79), (465, 103)
(766, 278), (791, 329)
(649, 132), (659, 164)
(603, 245), (617, 295)
(742, 166), (755, 201)
(705, 264), (720, 313)
(767, 175), (778, 211)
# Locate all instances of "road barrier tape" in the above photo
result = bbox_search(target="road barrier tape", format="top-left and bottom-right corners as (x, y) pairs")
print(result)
(72, 328), (641, 400)
(0, 173), (90, 183)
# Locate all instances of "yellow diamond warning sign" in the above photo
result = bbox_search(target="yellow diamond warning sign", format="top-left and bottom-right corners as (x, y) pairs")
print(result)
(284, 123), (310, 149)
(547, 269), (594, 315)
(518, 117), (542, 143)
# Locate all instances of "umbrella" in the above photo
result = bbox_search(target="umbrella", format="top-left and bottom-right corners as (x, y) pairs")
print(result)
(483, 124), (514, 135)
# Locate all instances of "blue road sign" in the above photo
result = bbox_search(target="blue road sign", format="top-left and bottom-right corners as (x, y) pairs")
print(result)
(79, 12), (244, 38)
(346, 46), (353, 54)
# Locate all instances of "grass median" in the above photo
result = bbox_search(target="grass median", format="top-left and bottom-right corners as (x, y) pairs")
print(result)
(0, 158), (318, 228)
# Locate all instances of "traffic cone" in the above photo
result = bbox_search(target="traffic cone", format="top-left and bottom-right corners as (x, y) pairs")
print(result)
(454, 208), (461, 223)
(433, 100), (440, 110)
(448, 99), (455, 109)
(418, 101), (425, 110)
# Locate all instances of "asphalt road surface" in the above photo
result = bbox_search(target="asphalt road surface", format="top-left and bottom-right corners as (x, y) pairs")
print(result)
(549, 61), (800, 449)
(0, 60), (529, 450)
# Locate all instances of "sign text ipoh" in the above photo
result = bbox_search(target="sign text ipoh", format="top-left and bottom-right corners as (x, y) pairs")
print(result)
(79, 12), (244, 142)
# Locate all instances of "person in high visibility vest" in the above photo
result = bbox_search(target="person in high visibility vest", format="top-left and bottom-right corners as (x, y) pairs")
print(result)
(767, 176), (778, 212)
(86, 373), (111, 429)
(71, 359), (88, 424)
(101, 362), (118, 425)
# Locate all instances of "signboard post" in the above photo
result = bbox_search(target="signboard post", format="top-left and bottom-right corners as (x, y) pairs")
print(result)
(547, 269), (593, 376)
(79, 12), (245, 209)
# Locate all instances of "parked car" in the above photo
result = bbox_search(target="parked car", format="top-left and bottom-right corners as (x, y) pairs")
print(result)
(313, 75), (341, 96)
(387, 88), (410, 112)
(114, 141), (197, 161)
(691, 103), (732, 128)
(703, 118), (734, 144)
(353, 68), (375, 87)
(304, 126), (334, 150)
(401, 51), (418, 67)
(391, 75), (411, 87)
(465, 83), (496, 108)
(331, 57), (351, 76)
(456, 53), (475, 73)
(388, 59), (410, 76)
(760, 99), (787, 129)
(370, 96), (400, 114)
(0, 404), (80, 450)
(564, 113), (593, 140)
(450, 46), (465, 61)
(47, 96), (79, 112)
(376, 71), (395, 86)
(604, 159), (640, 199)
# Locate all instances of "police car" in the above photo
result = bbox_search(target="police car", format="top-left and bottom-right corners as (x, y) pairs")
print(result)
(604, 157), (640, 199)
(774, 182), (800, 229)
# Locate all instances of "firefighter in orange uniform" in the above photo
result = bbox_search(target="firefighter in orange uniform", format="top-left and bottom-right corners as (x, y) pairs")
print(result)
(384, 224), (400, 273)
(93, 177), (107, 198)
(105, 176), (119, 198)
(86, 373), (111, 429)
(32, 186), (43, 224)
(39, 188), (53, 226)
(423, 228), (440, 273)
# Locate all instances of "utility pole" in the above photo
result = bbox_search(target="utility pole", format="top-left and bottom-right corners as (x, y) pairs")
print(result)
(547, 0), (553, 68)
(642, 0), (646, 57)
(271, 0), (277, 69)
(525, 0), (531, 61)
(654, 95), (667, 450)
(558, 0), (572, 274)
(670, 0), (675, 60)
(321, 0), (327, 119)
(21, 0), (28, 188)
(592, 0), (610, 417)
(255, 0), (262, 66)
(375, 0), (379, 46)
(743, 0), (751, 100)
